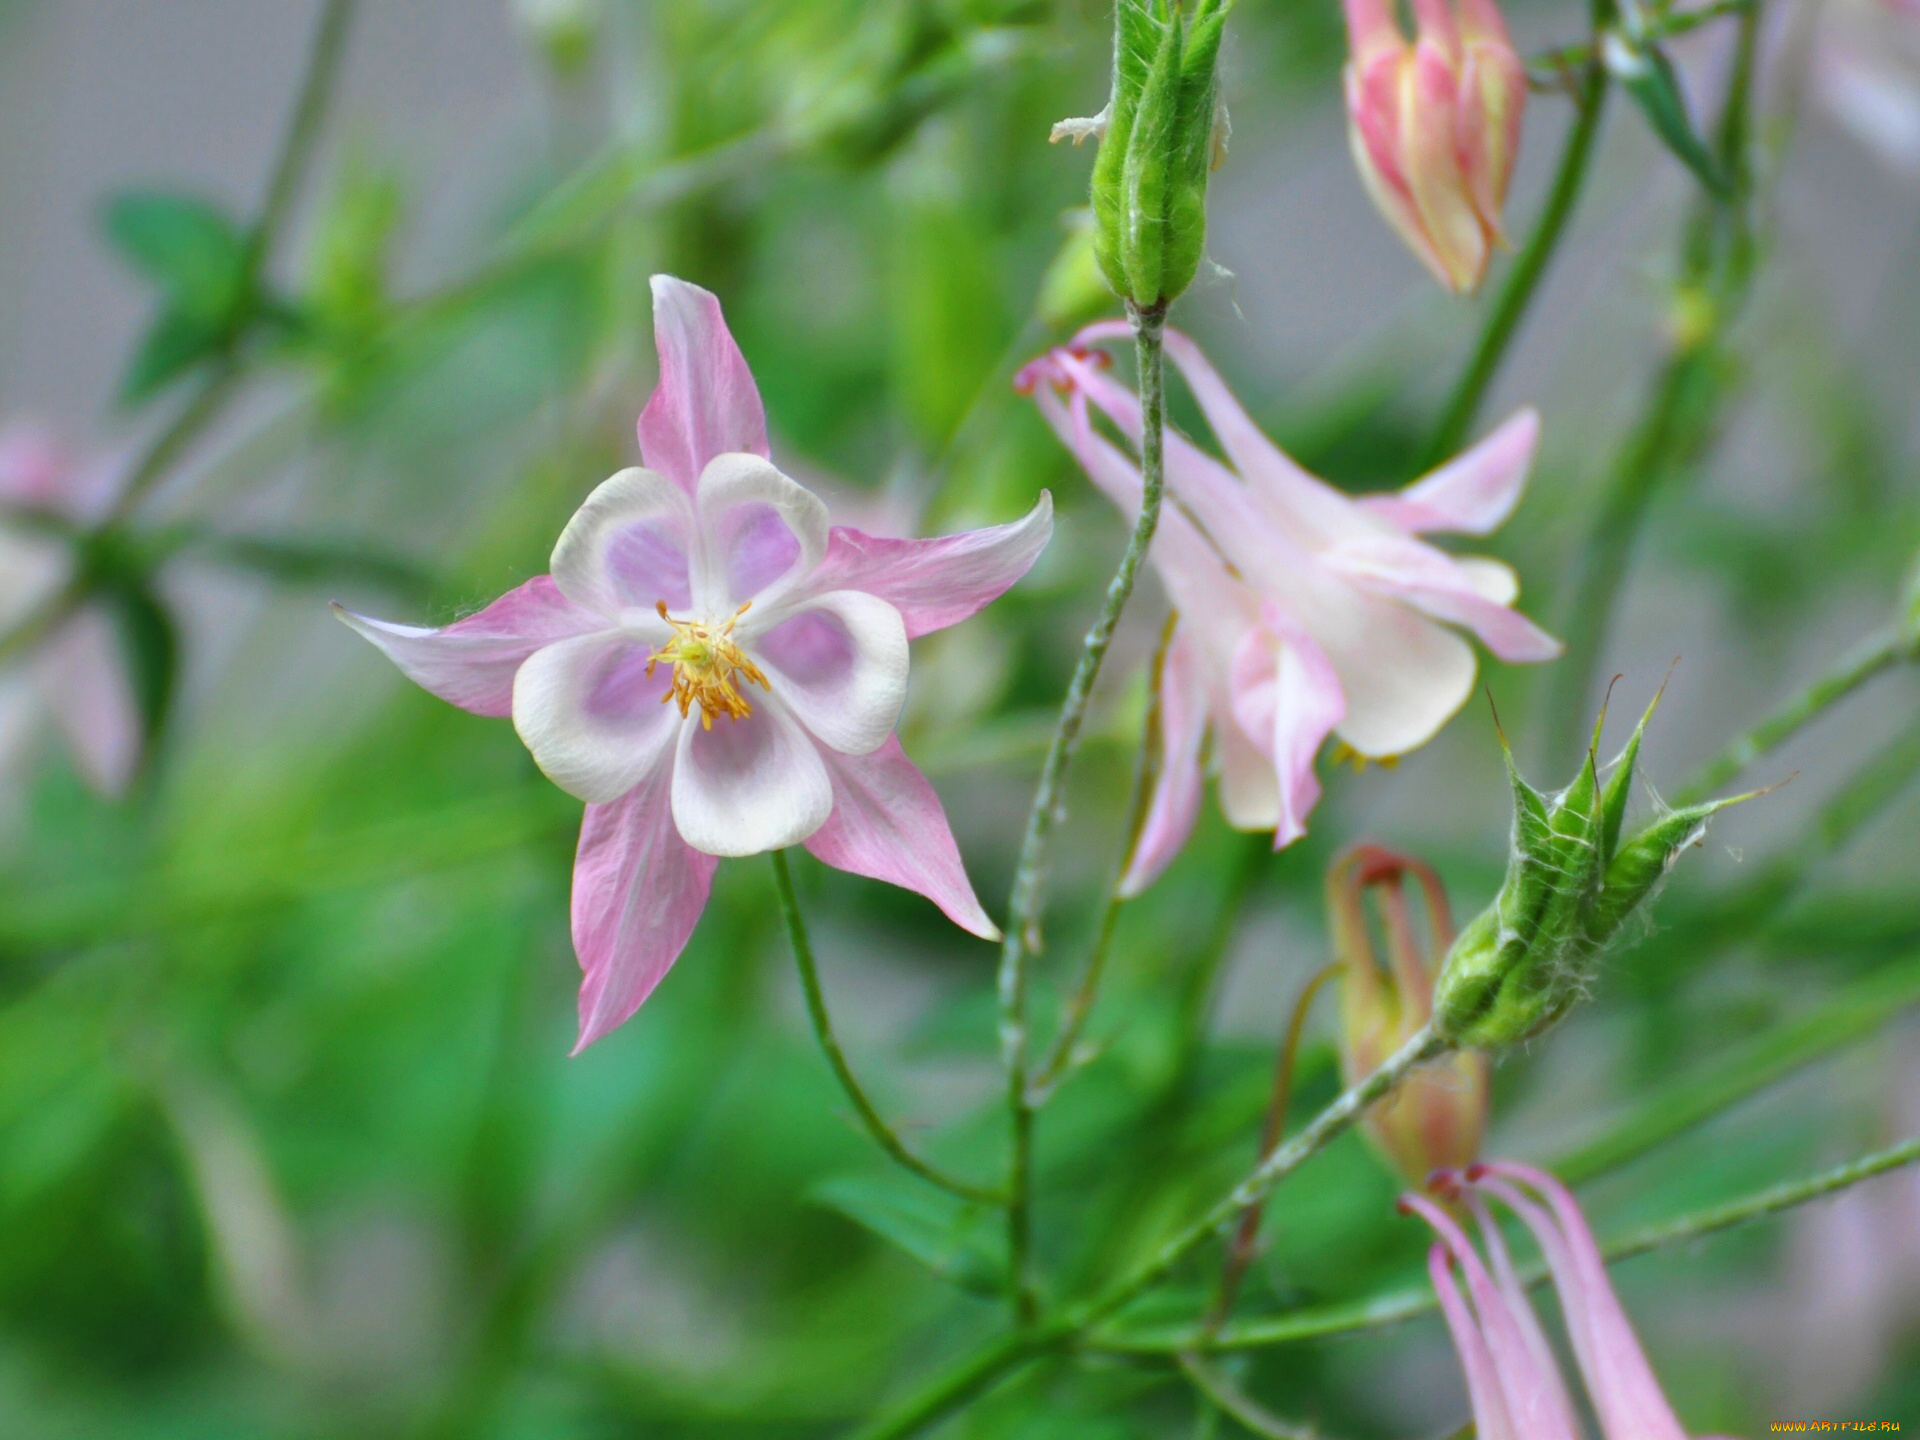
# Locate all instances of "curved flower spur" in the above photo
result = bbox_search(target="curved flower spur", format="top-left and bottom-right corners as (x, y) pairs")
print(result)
(1018, 322), (1558, 891)
(336, 276), (1052, 1050)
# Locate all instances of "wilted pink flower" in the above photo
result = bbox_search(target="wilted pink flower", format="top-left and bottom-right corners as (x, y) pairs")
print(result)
(1813, 0), (1920, 176)
(1404, 1163), (1741, 1440)
(1343, 0), (1526, 292)
(0, 424), (143, 798)
(338, 276), (1052, 1050)
(1017, 324), (1557, 893)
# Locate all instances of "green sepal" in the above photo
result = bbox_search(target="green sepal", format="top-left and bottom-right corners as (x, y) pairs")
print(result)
(1586, 792), (1754, 943)
(1599, 683), (1664, 866)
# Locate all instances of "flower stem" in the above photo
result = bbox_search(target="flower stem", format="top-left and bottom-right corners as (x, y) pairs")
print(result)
(998, 300), (1169, 1319)
(1097, 1131), (1920, 1354)
(112, 0), (357, 522)
(1421, 50), (1610, 468)
(770, 850), (1003, 1206)
(1029, 612), (1177, 1103)
(1543, 0), (1764, 762)
(1672, 626), (1919, 806)
(1175, 1354), (1323, 1440)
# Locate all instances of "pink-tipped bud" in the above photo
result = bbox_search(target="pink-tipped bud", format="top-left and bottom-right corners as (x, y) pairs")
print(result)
(1341, 0), (1526, 292)
(1330, 844), (1489, 1185)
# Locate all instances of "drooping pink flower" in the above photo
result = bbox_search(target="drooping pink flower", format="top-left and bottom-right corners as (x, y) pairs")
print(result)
(1404, 1163), (1743, 1440)
(1343, 0), (1527, 292)
(1017, 323), (1556, 893)
(0, 424), (143, 798)
(338, 276), (1052, 1051)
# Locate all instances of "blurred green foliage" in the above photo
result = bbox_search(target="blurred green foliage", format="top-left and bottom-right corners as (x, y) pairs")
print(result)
(1, 0), (1919, 1436)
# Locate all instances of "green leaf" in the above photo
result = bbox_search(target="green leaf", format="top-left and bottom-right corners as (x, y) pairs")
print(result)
(102, 584), (179, 751)
(1603, 30), (1730, 197)
(101, 191), (250, 320)
(120, 307), (229, 405)
(811, 1171), (1006, 1297)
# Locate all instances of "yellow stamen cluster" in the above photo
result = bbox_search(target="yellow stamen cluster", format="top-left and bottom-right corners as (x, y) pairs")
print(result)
(1329, 740), (1400, 774)
(646, 600), (769, 730)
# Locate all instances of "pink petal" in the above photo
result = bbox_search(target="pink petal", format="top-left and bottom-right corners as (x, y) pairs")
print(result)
(1359, 409), (1539, 535)
(1403, 1192), (1580, 1440)
(1427, 1242), (1520, 1440)
(1321, 533), (1562, 664)
(1466, 1192), (1584, 1434)
(333, 577), (607, 717)
(571, 763), (719, 1052)
(637, 276), (771, 496)
(1229, 606), (1347, 848)
(1119, 624), (1208, 896)
(798, 494), (1054, 640)
(0, 423), (71, 508)
(1476, 1163), (1692, 1440)
(802, 735), (999, 939)
(39, 606), (142, 797)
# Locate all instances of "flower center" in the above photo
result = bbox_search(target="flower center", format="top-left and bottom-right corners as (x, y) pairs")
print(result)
(646, 599), (769, 729)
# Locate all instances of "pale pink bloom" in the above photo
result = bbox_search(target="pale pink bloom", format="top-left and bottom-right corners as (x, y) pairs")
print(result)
(339, 276), (1052, 1051)
(1017, 323), (1556, 893)
(1813, 0), (1920, 175)
(1343, 0), (1527, 292)
(1405, 1163), (1742, 1440)
(0, 424), (143, 797)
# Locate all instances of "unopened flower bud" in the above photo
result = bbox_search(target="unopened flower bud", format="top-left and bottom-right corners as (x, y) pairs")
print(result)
(1342, 0), (1525, 293)
(1434, 686), (1758, 1049)
(1331, 844), (1489, 1184)
(1061, 0), (1230, 312)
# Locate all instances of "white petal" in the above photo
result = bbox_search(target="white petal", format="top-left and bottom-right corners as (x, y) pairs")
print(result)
(1457, 556), (1520, 605)
(1216, 702), (1280, 830)
(746, 589), (907, 756)
(512, 632), (679, 803)
(670, 696), (833, 856)
(1322, 593), (1478, 758)
(693, 453), (829, 614)
(549, 467), (696, 618)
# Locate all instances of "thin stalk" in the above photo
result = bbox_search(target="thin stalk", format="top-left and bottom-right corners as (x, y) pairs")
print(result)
(1672, 626), (1918, 806)
(1527, 0), (1753, 75)
(771, 851), (1002, 1206)
(1030, 611), (1178, 1102)
(998, 300), (1169, 1319)
(1095, 1131), (1920, 1354)
(1422, 47), (1610, 466)
(1543, 0), (1764, 761)
(112, 0), (356, 521)
(1207, 963), (1340, 1332)
(1070, 1025), (1448, 1334)
(844, 1326), (1071, 1440)
(1176, 1354), (1324, 1440)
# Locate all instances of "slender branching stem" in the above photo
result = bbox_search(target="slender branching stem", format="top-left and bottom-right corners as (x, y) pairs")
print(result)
(1175, 1354), (1323, 1440)
(1527, 0), (1754, 76)
(1094, 1132), (1920, 1355)
(1673, 626), (1919, 806)
(998, 300), (1169, 1319)
(770, 851), (1003, 1206)
(112, 0), (358, 522)
(1422, 42), (1610, 466)
(1544, 0), (1764, 761)
(1029, 611), (1177, 1103)
(1207, 963), (1340, 1332)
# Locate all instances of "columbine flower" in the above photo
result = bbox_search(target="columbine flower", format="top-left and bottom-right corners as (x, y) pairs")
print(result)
(1813, 0), (1920, 176)
(0, 424), (143, 798)
(1403, 1162), (1741, 1440)
(1330, 843), (1488, 1185)
(337, 276), (1052, 1051)
(1016, 323), (1557, 893)
(1343, 0), (1526, 292)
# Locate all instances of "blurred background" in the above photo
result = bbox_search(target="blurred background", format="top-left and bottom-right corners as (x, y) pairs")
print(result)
(1, 0), (1918, 1434)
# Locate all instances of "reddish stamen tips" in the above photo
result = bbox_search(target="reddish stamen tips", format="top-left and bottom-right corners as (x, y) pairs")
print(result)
(1427, 1167), (1462, 1196)
(1464, 1162), (1490, 1183)
(1395, 1195), (1418, 1217)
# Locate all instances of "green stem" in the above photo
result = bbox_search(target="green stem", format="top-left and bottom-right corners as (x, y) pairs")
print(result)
(1098, 1131), (1920, 1353)
(112, 0), (356, 521)
(998, 301), (1169, 1319)
(1069, 1026), (1447, 1334)
(1421, 51), (1610, 467)
(1672, 627), (1917, 806)
(1527, 0), (1753, 75)
(1029, 612), (1176, 1102)
(1175, 1354), (1323, 1440)
(844, 1326), (1071, 1440)
(770, 851), (1002, 1206)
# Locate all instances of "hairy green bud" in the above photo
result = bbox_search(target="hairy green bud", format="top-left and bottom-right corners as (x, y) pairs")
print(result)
(1071, 0), (1229, 311)
(1433, 686), (1759, 1050)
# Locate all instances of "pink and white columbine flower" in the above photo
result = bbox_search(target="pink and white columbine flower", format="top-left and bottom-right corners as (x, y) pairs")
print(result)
(1017, 323), (1557, 894)
(337, 276), (1052, 1051)
(0, 424), (143, 798)
(1403, 1163), (1741, 1440)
